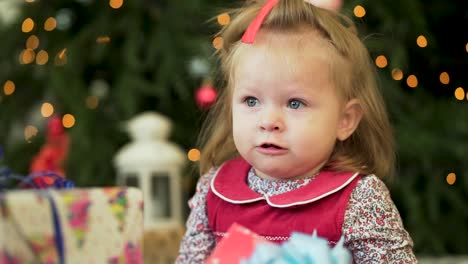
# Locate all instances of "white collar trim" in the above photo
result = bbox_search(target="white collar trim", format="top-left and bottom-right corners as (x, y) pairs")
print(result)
(210, 164), (265, 204)
(210, 165), (360, 208)
(265, 172), (359, 208)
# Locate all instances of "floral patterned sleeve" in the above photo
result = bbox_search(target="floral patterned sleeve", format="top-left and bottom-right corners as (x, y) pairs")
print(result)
(343, 175), (417, 263)
(175, 168), (217, 264)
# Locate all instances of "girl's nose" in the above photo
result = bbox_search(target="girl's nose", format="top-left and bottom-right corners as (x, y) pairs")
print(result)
(259, 109), (284, 132)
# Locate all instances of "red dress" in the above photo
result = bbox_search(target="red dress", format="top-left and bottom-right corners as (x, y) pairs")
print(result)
(206, 158), (362, 245)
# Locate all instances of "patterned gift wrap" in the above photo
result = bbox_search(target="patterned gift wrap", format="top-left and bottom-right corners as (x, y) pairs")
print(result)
(0, 187), (143, 264)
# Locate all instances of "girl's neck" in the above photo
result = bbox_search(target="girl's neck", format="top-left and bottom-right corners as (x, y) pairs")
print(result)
(253, 161), (326, 181)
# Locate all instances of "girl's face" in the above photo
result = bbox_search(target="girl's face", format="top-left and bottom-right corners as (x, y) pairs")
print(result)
(231, 30), (353, 180)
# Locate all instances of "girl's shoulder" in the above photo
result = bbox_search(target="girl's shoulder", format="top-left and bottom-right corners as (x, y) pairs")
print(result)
(188, 167), (221, 208)
(356, 174), (391, 193)
(197, 167), (219, 188)
(351, 174), (394, 204)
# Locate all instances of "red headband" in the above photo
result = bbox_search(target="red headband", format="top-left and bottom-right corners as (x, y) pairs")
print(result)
(241, 0), (280, 44)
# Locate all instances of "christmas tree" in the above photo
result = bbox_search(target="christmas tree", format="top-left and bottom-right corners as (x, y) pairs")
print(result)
(0, 0), (220, 186)
(0, 0), (467, 256)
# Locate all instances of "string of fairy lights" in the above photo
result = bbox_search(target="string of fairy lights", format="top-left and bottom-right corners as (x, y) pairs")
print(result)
(213, 5), (468, 100)
(1, 1), (463, 185)
(358, 5), (466, 99)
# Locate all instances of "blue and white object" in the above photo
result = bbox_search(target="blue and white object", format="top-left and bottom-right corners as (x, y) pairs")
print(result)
(242, 230), (352, 264)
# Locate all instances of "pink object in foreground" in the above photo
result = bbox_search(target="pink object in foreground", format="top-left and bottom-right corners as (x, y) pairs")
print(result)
(205, 223), (267, 264)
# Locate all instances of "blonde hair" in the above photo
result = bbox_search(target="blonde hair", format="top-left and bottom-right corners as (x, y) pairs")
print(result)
(198, 0), (395, 179)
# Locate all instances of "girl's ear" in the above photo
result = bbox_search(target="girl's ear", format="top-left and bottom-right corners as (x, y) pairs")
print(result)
(337, 99), (363, 141)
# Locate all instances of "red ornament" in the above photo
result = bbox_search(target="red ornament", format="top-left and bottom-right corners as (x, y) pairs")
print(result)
(196, 84), (217, 109)
(47, 115), (64, 139)
(29, 115), (70, 188)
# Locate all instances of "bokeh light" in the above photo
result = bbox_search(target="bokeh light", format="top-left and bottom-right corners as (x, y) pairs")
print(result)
(55, 48), (68, 66)
(44, 17), (57, 31)
(26, 35), (39, 50)
(212, 36), (224, 50)
(446, 173), (456, 185)
(109, 0), (123, 9)
(41, 102), (54, 117)
(391, 68), (403, 81)
(439, 72), (450, 85)
(406, 75), (418, 88)
(3, 80), (15, 96)
(86, 96), (99, 109)
(56, 9), (72, 30)
(24, 125), (38, 142)
(19, 49), (35, 64)
(416, 35), (428, 48)
(96, 36), (111, 43)
(62, 114), (76, 128)
(188, 148), (201, 162)
(375, 55), (388, 68)
(36, 50), (49, 65)
(22, 18), (34, 33)
(454, 87), (465, 100)
(217, 13), (230, 26)
(353, 5), (366, 18)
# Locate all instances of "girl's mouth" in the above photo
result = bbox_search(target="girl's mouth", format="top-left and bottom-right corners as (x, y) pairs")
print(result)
(256, 143), (288, 155)
(260, 143), (283, 149)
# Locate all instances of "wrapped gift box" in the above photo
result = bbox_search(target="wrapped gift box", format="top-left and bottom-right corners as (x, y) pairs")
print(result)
(0, 187), (143, 264)
(206, 223), (267, 264)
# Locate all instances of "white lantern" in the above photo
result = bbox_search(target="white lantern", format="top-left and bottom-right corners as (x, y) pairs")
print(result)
(114, 111), (186, 230)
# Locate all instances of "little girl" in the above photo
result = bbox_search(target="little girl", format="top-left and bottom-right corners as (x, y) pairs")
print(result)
(177, 0), (417, 263)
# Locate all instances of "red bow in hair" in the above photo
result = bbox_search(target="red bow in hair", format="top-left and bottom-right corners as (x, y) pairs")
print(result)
(241, 0), (280, 44)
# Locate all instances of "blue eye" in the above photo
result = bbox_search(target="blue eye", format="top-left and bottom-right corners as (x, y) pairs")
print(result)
(288, 99), (303, 109)
(245, 97), (259, 107)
